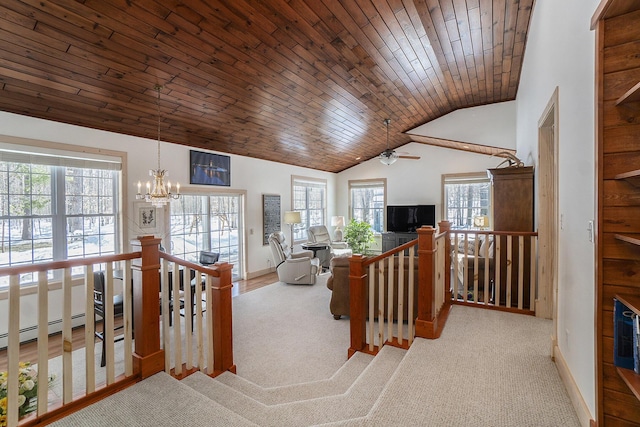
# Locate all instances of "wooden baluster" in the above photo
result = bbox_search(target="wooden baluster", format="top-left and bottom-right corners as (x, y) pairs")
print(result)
(440, 221), (452, 309)
(161, 259), (171, 374)
(407, 246), (415, 345)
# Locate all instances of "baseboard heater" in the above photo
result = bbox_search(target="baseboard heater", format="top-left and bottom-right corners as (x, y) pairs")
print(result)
(0, 313), (87, 350)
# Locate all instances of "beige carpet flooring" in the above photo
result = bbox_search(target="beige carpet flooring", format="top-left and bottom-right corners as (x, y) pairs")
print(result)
(47, 275), (581, 426)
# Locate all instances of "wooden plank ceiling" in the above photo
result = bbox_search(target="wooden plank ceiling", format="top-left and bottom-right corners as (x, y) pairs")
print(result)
(0, 0), (533, 173)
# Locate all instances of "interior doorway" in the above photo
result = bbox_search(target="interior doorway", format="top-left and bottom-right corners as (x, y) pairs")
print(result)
(537, 88), (559, 326)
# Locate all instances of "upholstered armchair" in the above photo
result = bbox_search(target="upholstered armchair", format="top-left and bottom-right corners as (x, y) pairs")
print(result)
(307, 225), (352, 262)
(268, 231), (320, 285)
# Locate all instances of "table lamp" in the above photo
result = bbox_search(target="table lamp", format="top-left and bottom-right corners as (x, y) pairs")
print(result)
(331, 215), (345, 241)
(473, 215), (489, 230)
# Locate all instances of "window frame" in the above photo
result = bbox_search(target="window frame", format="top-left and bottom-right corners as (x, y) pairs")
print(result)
(291, 176), (327, 243)
(441, 172), (492, 230)
(348, 178), (387, 234)
(0, 136), (125, 288)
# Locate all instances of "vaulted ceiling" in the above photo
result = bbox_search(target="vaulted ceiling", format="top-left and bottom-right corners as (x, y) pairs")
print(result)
(0, 0), (533, 173)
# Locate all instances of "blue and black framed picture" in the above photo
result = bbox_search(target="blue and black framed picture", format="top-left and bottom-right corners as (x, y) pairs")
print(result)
(190, 150), (231, 186)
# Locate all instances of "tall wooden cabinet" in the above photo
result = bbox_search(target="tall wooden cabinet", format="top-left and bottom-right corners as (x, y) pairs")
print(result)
(593, 1), (640, 425)
(488, 166), (534, 309)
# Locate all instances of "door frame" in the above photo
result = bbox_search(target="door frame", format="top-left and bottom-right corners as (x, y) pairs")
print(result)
(537, 87), (559, 324)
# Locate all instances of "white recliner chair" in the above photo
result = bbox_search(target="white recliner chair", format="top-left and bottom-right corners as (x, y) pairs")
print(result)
(307, 225), (352, 268)
(268, 231), (320, 285)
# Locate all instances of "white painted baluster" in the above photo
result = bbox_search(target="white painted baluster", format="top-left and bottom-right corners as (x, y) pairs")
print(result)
(397, 254), (405, 345)
(368, 264), (375, 352)
(473, 236), (479, 303)
(122, 260), (133, 377)
(506, 236), (513, 308)
(196, 272), (205, 371)
(408, 246), (415, 346)
(62, 268), (73, 403)
(495, 238), (501, 308)
(530, 236), (537, 312)
(387, 255), (393, 342)
(206, 274), (214, 375)
(483, 234), (490, 304)
(83, 266), (96, 394)
(172, 261), (183, 375)
(105, 264), (115, 385)
(378, 259), (385, 349)
(518, 236), (525, 310)
(37, 272), (49, 416)
(184, 267), (193, 371)
(8, 274), (20, 427)
(161, 259), (171, 373)
(463, 236), (469, 302)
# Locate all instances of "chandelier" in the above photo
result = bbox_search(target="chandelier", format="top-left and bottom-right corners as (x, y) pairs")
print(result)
(136, 85), (180, 207)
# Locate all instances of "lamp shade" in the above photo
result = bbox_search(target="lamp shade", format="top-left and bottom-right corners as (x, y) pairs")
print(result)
(331, 216), (345, 228)
(284, 211), (301, 225)
(473, 215), (489, 228)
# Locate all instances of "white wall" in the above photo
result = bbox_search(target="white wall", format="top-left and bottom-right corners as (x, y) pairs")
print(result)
(515, 0), (599, 419)
(0, 111), (335, 276)
(410, 101), (516, 149)
(336, 102), (517, 221)
(0, 111), (334, 344)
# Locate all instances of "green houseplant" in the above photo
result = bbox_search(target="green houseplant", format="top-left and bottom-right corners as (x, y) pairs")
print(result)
(343, 219), (374, 255)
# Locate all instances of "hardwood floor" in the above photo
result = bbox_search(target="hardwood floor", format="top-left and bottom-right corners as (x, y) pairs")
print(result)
(0, 272), (279, 372)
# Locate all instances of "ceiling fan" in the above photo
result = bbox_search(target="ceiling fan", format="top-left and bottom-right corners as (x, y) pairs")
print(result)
(379, 118), (421, 165)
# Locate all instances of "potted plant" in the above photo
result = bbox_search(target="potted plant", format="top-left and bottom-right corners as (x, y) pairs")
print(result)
(343, 219), (374, 255)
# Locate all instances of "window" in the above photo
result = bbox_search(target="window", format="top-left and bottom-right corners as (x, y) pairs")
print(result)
(0, 141), (121, 286)
(170, 193), (243, 279)
(292, 177), (326, 242)
(349, 179), (386, 233)
(442, 173), (491, 229)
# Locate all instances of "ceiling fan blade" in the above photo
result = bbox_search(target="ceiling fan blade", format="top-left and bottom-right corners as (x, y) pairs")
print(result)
(398, 155), (421, 160)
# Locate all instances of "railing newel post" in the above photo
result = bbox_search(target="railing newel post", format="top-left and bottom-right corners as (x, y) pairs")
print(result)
(210, 261), (235, 375)
(348, 254), (367, 357)
(130, 235), (164, 379)
(415, 226), (436, 338)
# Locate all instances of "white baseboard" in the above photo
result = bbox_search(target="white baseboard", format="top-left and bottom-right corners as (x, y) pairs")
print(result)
(553, 344), (594, 427)
(0, 314), (87, 350)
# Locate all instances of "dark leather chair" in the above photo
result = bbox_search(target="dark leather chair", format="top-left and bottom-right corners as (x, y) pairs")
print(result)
(199, 251), (219, 266)
(93, 271), (125, 367)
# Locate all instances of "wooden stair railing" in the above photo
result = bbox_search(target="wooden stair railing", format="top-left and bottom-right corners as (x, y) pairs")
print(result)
(1, 235), (234, 427)
(348, 222), (452, 357)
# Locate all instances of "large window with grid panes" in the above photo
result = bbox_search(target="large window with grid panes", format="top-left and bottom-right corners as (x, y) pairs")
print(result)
(291, 176), (326, 243)
(0, 140), (122, 287)
(349, 179), (386, 233)
(442, 173), (491, 229)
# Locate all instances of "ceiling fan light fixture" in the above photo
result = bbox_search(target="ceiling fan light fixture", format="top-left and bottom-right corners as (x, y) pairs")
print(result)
(379, 150), (398, 165)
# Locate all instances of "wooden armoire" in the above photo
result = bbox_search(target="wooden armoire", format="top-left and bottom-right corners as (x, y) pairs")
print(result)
(488, 166), (534, 309)
(593, 1), (640, 425)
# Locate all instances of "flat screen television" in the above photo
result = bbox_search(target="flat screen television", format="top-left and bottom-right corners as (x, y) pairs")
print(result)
(386, 205), (436, 232)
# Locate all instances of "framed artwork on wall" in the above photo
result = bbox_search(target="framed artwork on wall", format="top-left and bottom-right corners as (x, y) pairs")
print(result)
(190, 150), (231, 186)
(132, 201), (164, 238)
(263, 194), (281, 245)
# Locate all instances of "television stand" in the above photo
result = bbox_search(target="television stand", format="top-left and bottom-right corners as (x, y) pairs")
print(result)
(382, 232), (417, 253)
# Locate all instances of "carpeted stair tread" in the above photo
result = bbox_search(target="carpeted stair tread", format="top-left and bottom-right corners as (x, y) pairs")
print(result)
(180, 345), (406, 427)
(49, 372), (258, 427)
(214, 351), (374, 405)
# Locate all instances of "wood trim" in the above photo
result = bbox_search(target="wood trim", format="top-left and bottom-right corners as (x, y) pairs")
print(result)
(406, 134), (517, 158)
(554, 343), (596, 426)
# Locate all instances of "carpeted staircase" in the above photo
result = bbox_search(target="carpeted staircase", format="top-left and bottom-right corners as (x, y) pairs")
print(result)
(53, 345), (406, 427)
(51, 306), (582, 427)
